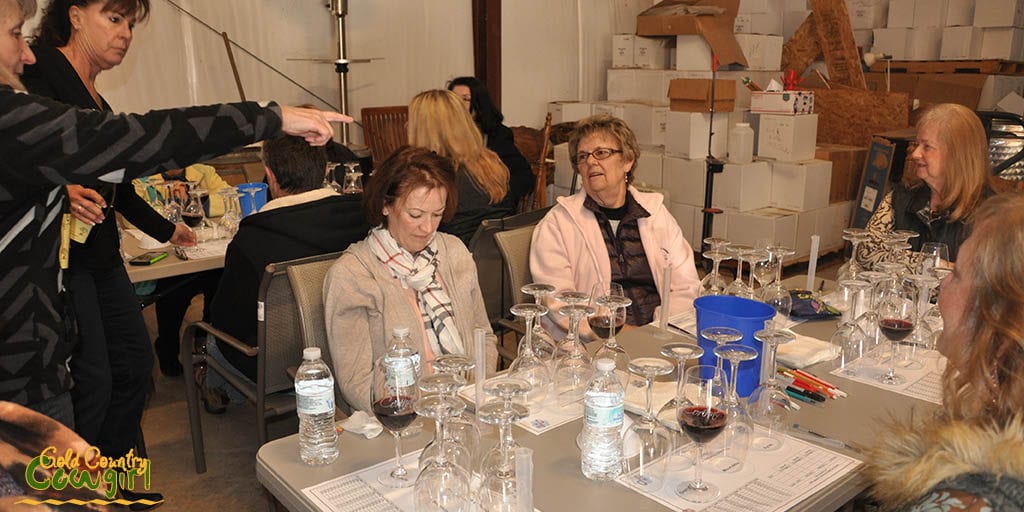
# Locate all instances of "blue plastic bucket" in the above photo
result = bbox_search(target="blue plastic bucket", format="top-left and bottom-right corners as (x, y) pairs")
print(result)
(237, 183), (268, 216)
(694, 295), (775, 397)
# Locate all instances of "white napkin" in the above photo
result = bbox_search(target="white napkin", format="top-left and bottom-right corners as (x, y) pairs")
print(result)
(776, 331), (837, 369)
(623, 374), (677, 418)
(337, 410), (383, 439)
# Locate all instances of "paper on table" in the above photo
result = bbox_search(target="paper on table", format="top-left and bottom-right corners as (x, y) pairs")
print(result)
(776, 331), (836, 369)
(459, 382), (583, 435)
(830, 350), (946, 404)
(183, 239), (229, 259)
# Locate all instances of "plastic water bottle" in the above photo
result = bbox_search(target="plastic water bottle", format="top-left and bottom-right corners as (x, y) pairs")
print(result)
(387, 327), (421, 377)
(728, 122), (754, 164)
(295, 347), (338, 466)
(580, 358), (625, 480)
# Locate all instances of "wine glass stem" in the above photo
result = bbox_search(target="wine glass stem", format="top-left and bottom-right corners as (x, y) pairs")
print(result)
(728, 360), (740, 402)
(764, 342), (779, 385)
(692, 443), (706, 488)
(392, 431), (407, 478)
(523, 314), (536, 357)
(643, 375), (655, 422)
(775, 255), (786, 284)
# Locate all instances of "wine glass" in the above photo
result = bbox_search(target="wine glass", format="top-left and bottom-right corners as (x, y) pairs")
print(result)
(701, 326), (743, 377)
(658, 343), (704, 471)
(830, 279), (873, 375)
(837, 228), (871, 280)
(675, 365), (729, 503)
(855, 270), (890, 362)
(341, 161), (364, 194)
(508, 303), (552, 409)
(622, 357), (674, 491)
(592, 282), (631, 374)
(182, 183), (205, 229)
(747, 329), (795, 451)
(724, 245), (755, 298)
(413, 395), (472, 512)
(553, 290), (595, 408)
(216, 189), (241, 237)
(699, 248), (732, 297)
(417, 373), (472, 475)
(431, 354), (480, 463)
(521, 283), (558, 365)
(876, 279), (916, 385)
(905, 274), (940, 352)
(707, 343), (757, 473)
(322, 162), (343, 192)
(370, 355), (420, 487)
(477, 400), (531, 511)
(760, 246), (795, 328)
(749, 248), (775, 289)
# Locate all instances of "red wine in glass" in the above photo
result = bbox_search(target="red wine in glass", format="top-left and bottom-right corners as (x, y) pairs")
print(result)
(373, 396), (417, 431)
(679, 406), (728, 444)
(879, 318), (914, 342)
(589, 314), (624, 339)
(182, 213), (204, 228)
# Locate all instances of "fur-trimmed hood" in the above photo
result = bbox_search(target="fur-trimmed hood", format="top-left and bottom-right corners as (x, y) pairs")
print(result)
(865, 415), (1024, 510)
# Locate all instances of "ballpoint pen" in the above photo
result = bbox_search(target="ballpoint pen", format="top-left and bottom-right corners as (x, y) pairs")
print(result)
(791, 423), (857, 451)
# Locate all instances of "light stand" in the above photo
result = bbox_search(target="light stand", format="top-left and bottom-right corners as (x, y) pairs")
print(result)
(327, 0), (351, 144)
(700, 55), (725, 261)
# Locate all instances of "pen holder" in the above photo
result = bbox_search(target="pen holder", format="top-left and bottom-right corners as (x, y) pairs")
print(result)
(694, 295), (775, 397)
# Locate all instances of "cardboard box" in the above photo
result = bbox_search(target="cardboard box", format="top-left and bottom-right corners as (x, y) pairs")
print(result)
(548, 101), (592, 124)
(941, 26), (983, 59)
(718, 70), (776, 109)
(997, 92), (1024, 114)
(770, 159), (832, 211)
(734, 34), (783, 71)
(979, 75), (1024, 109)
(739, 0), (769, 12)
(945, 0), (975, 26)
(595, 103), (667, 146)
(757, 113), (819, 161)
(608, 69), (671, 105)
(784, 10), (812, 40)
(665, 111), (730, 159)
(887, 0), (916, 27)
(973, 0), (1024, 26)
(651, 106), (669, 146)
(633, 183), (672, 206)
(914, 0), (948, 26)
(635, 36), (673, 69)
(612, 35), (636, 68)
(662, 155), (707, 206)
(981, 28), (1024, 60)
(751, 91), (815, 114)
(725, 206), (799, 248)
(674, 35), (715, 71)
(848, 0), (890, 29)
(715, 161), (772, 211)
(553, 142), (574, 189)
(815, 143), (868, 203)
(734, 12), (784, 35)
(637, 0), (749, 67)
(907, 27), (943, 60)
(872, 28), (911, 60)
(668, 79), (737, 112)
(634, 145), (666, 187)
(786, 0), (808, 8)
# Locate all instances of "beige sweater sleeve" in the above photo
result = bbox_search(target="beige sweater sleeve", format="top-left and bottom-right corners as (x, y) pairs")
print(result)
(323, 252), (379, 413)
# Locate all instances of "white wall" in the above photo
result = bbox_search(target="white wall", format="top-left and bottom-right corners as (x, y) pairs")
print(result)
(24, 1), (654, 140)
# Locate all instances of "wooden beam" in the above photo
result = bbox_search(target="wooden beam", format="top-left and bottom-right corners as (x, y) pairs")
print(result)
(809, 0), (866, 89)
(472, 0), (502, 109)
(780, 13), (821, 78)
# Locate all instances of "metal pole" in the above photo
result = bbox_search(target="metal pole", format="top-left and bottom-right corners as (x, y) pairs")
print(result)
(329, 0), (351, 143)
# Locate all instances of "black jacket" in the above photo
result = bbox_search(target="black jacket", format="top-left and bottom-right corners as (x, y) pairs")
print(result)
(891, 182), (994, 262)
(209, 193), (369, 379)
(0, 85), (281, 406)
(484, 123), (535, 203)
(21, 44), (174, 271)
(440, 167), (516, 246)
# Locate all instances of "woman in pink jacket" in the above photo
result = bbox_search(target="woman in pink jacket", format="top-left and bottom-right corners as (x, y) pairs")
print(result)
(530, 114), (700, 338)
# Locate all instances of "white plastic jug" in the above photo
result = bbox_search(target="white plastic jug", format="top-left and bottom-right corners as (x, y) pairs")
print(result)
(728, 122), (754, 164)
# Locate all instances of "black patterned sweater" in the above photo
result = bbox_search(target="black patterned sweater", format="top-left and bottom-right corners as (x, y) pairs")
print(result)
(0, 85), (282, 406)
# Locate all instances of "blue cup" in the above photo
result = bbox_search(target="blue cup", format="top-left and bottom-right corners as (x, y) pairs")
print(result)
(237, 183), (268, 216)
(694, 295), (775, 398)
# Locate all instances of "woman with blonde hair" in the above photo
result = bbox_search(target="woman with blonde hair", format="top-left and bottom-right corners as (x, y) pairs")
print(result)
(407, 89), (512, 245)
(859, 103), (1003, 267)
(866, 192), (1024, 510)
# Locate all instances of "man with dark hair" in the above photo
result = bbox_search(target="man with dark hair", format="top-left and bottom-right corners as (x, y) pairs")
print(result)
(202, 135), (369, 412)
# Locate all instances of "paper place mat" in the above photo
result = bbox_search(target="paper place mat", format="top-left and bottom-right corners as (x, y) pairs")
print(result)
(303, 450), (422, 512)
(183, 238), (230, 259)
(829, 350), (946, 404)
(616, 429), (862, 511)
(459, 382), (583, 435)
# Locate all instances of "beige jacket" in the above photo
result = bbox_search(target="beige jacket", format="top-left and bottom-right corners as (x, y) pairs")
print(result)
(323, 232), (497, 412)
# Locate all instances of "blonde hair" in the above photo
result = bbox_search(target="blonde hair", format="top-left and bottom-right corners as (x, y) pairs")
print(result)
(907, 103), (992, 221)
(0, 0), (35, 90)
(407, 89), (509, 204)
(942, 192), (1024, 424)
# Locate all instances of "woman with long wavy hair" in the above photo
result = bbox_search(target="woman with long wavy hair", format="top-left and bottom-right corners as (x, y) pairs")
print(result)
(407, 89), (512, 245)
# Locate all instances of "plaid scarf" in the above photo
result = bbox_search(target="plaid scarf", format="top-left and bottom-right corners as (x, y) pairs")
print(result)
(368, 227), (464, 356)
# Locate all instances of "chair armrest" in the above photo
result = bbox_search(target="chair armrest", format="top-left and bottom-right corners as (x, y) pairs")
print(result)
(183, 320), (259, 358)
(286, 366), (298, 380)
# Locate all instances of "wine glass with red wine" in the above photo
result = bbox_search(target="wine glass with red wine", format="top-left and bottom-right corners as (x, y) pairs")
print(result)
(876, 279), (915, 386)
(371, 353), (420, 487)
(676, 365), (729, 503)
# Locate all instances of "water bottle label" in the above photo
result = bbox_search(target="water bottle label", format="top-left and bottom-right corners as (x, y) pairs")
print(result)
(384, 357), (415, 389)
(584, 399), (623, 428)
(296, 385), (335, 415)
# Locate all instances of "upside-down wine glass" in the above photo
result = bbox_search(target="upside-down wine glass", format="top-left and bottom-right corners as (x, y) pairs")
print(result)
(622, 357), (675, 491)
(675, 365), (729, 503)
(830, 279), (873, 375)
(553, 290), (595, 408)
(593, 282), (631, 374)
(707, 343), (757, 473)
(431, 354), (480, 464)
(322, 162), (343, 192)
(508, 303), (552, 409)
(477, 398), (531, 511)
(478, 378), (531, 479)
(413, 395), (472, 512)
(521, 283), (558, 366)
(724, 244), (755, 298)
(341, 161), (364, 195)
(370, 353), (420, 487)
(747, 329), (795, 451)
(905, 273), (940, 353)
(837, 228), (871, 280)
(701, 326), (743, 377)
(417, 373), (472, 475)
(760, 245), (795, 329)
(699, 248), (732, 297)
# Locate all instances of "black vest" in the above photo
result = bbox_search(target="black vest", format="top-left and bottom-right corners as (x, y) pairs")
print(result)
(890, 183), (981, 262)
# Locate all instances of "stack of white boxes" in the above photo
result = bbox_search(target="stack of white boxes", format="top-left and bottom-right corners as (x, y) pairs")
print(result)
(848, 0), (889, 48)
(872, 0), (1024, 60)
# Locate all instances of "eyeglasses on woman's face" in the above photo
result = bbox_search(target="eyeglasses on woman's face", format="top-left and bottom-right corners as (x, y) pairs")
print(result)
(573, 147), (623, 165)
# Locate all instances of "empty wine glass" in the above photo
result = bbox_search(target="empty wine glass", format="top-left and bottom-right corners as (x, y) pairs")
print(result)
(432, 354), (480, 464)
(417, 373), (471, 475)
(479, 378), (531, 476)
(707, 343), (757, 473)
(761, 246), (795, 328)
(508, 303), (552, 409)
(749, 249), (774, 289)
(322, 162), (343, 192)
(699, 248), (732, 297)
(701, 326), (743, 377)
(521, 283), (558, 365)
(477, 400), (531, 511)
(876, 279), (915, 385)
(855, 270), (890, 361)
(622, 357), (674, 491)
(160, 182), (182, 223)
(413, 395), (472, 512)
(553, 290), (595, 407)
(724, 245), (755, 298)
(675, 365), (729, 503)
(370, 354), (420, 487)
(216, 189), (241, 237)
(905, 274), (940, 352)
(747, 329), (795, 451)
(592, 282), (631, 374)
(341, 161), (364, 194)
(830, 279), (873, 375)
(837, 228), (871, 280)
